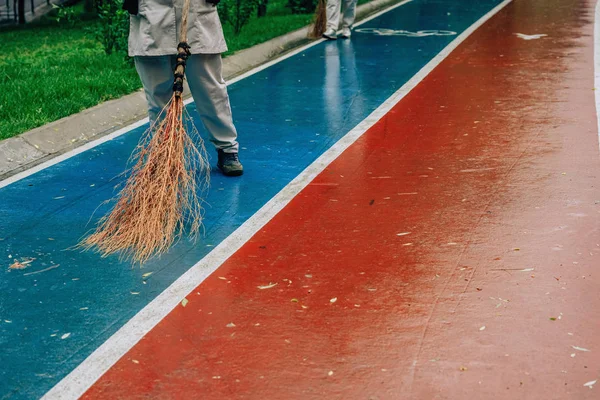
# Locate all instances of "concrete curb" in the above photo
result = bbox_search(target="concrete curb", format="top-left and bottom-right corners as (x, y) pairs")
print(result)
(0, 0), (403, 180)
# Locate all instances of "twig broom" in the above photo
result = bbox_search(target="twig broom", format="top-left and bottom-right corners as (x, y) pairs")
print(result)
(80, 0), (210, 264)
(310, 0), (327, 38)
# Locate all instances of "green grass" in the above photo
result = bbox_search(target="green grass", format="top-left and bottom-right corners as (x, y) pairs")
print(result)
(0, 24), (140, 140)
(223, 3), (313, 56)
(0, 0), (370, 140)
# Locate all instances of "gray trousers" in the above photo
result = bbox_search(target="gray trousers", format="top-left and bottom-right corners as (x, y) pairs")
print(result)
(135, 54), (239, 153)
(326, 0), (357, 31)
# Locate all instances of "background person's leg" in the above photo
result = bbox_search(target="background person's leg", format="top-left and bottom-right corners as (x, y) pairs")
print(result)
(325, 0), (341, 34)
(134, 56), (175, 126)
(340, 0), (357, 36)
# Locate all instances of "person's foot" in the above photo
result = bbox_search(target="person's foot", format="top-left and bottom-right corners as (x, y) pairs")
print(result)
(340, 27), (351, 38)
(217, 150), (243, 176)
(323, 28), (337, 40)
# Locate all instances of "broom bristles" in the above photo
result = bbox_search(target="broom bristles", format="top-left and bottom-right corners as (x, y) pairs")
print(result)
(310, 0), (327, 38)
(79, 95), (210, 264)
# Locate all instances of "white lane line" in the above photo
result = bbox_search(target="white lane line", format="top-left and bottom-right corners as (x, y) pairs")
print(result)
(0, 0), (414, 191)
(595, 0), (600, 152)
(41, 1), (512, 398)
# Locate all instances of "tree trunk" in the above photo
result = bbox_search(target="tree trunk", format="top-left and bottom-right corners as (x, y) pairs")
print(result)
(84, 0), (95, 13)
(257, 0), (267, 17)
(17, 0), (24, 24)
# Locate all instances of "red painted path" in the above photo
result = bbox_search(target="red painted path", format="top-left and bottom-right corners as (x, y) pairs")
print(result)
(86, 0), (600, 398)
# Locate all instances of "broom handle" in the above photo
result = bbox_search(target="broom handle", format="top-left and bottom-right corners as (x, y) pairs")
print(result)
(173, 0), (192, 98)
(180, 0), (191, 43)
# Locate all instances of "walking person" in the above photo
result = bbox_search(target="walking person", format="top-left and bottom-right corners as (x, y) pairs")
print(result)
(322, 0), (358, 40)
(123, 0), (244, 176)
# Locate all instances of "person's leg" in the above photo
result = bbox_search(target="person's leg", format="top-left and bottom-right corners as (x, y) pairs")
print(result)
(186, 54), (239, 153)
(186, 53), (243, 176)
(340, 0), (357, 37)
(324, 0), (341, 39)
(134, 56), (175, 126)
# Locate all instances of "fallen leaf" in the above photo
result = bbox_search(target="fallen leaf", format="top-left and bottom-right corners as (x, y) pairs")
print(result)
(181, 298), (189, 307)
(291, 298), (299, 303)
(257, 282), (278, 290)
(550, 317), (557, 321)
(330, 297), (337, 303)
(584, 380), (597, 387)
(572, 346), (591, 352)
(142, 272), (153, 279)
(61, 333), (71, 340)
(132, 359), (140, 364)
(480, 326), (486, 331)
(8, 257), (36, 270)
(328, 371), (334, 376)
(226, 322), (236, 328)
(460, 366), (468, 371)
(23, 264), (60, 276)
(8, 261), (27, 270)
(396, 232), (411, 236)
(515, 33), (548, 40)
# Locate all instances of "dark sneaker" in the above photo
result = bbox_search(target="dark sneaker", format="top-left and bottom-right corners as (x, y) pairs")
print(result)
(217, 150), (244, 176)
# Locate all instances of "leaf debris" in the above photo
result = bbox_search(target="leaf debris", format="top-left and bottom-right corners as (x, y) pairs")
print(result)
(572, 346), (590, 352)
(257, 282), (278, 290)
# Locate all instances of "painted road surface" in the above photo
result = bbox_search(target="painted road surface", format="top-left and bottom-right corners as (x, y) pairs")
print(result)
(2, 0), (600, 398)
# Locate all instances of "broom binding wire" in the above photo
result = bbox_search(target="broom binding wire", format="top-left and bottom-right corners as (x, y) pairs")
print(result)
(173, 42), (191, 97)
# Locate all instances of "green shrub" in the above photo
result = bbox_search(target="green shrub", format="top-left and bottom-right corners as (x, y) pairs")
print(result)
(286, 0), (316, 14)
(219, 0), (260, 35)
(93, 0), (129, 57)
(52, 3), (80, 26)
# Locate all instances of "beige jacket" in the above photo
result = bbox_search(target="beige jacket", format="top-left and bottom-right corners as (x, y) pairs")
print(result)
(128, 0), (227, 56)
